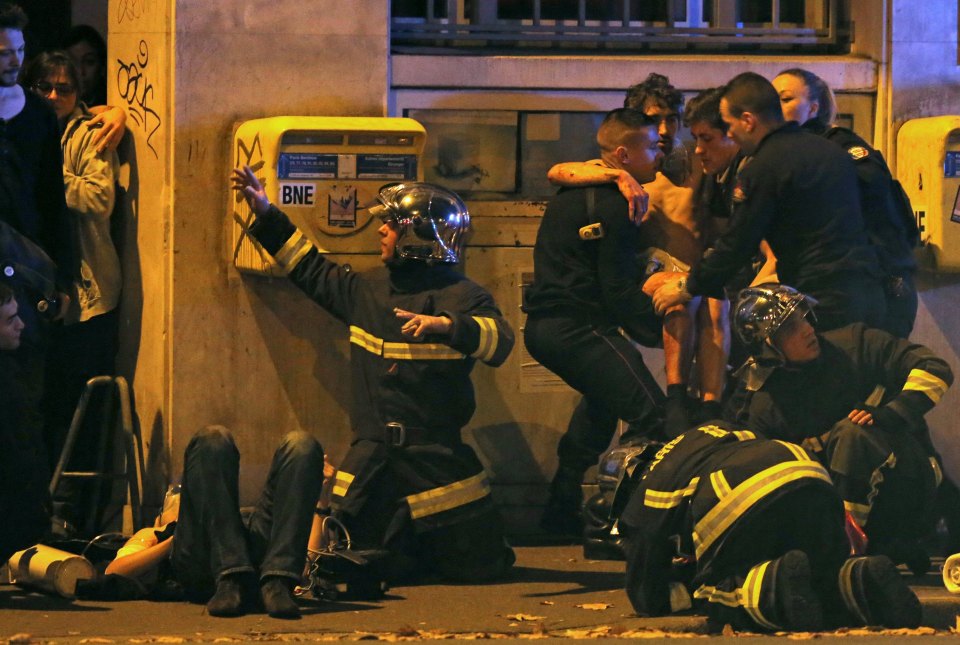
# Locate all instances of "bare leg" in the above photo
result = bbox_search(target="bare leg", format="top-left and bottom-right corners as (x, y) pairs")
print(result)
(696, 297), (730, 405)
(662, 298), (699, 437)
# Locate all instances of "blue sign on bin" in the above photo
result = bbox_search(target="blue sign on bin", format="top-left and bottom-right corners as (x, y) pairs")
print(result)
(357, 154), (418, 180)
(278, 153), (338, 179)
(945, 151), (960, 178)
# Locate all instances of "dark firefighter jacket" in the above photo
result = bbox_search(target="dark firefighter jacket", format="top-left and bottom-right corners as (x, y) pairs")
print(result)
(248, 205), (514, 531)
(619, 423), (834, 617)
(686, 123), (881, 299)
(729, 323), (952, 447)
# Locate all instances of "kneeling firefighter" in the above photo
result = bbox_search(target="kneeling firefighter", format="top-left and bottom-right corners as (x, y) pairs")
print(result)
(616, 421), (921, 632)
(234, 170), (516, 585)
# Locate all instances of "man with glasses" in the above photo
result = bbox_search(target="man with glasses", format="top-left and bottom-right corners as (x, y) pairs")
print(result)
(726, 283), (952, 575)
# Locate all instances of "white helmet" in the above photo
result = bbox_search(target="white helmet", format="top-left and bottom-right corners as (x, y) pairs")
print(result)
(369, 183), (470, 264)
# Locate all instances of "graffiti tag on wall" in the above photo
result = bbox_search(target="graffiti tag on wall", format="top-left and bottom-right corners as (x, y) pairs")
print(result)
(117, 0), (151, 24)
(117, 40), (162, 159)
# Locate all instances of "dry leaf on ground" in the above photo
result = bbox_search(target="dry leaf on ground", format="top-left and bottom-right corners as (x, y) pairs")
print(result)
(504, 613), (546, 622)
(575, 602), (613, 611)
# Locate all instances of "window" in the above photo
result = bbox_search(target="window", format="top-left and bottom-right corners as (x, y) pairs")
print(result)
(406, 108), (606, 200)
(392, 0), (848, 54)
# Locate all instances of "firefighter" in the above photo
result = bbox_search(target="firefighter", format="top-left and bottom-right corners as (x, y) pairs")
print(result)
(727, 283), (952, 573)
(232, 169), (515, 583)
(620, 421), (922, 632)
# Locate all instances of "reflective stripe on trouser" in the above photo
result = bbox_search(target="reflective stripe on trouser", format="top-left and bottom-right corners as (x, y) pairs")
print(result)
(837, 557), (871, 625)
(693, 558), (781, 631)
(405, 472), (491, 521)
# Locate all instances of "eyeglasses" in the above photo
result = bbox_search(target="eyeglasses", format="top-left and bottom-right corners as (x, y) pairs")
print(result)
(33, 81), (76, 96)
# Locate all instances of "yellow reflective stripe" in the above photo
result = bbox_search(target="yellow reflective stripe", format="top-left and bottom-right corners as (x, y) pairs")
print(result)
(383, 342), (464, 360)
(405, 472), (491, 520)
(843, 500), (871, 527)
(698, 425), (728, 438)
(350, 326), (384, 354)
(349, 326), (465, 361)
(743, 560), (780, 631)
(710, 470), (732, 499)
(838, 558), (870, 624)
(693, 461), (831, 559)
(643, 476), (700, 509)
(733, 430), (756, 442)
(692, 583), (741, 608)
(470, 316), (499, 362)
(775, 440), (811, 463)
(275, 229), (314, 274)
(931, 457), (944, 488)
(332, 470), (355, 498)
(903, 369), (948, 403)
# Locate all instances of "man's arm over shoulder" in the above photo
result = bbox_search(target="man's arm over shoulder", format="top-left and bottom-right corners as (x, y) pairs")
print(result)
(442, 284), (515, 367)
(549, 160), (650, 224)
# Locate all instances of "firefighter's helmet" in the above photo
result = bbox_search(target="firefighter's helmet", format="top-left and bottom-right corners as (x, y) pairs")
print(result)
(369, 183), (470, 264)
(733, 283), (817, 347)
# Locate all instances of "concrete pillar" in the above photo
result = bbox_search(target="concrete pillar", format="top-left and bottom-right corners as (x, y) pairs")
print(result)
(109, 0), (389, 505)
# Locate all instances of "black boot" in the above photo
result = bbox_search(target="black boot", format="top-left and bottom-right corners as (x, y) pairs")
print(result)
(582, 493), (625, 560)
(836, 555), (921, 628)
(541, 469), (585, 538)
(769, 550), (824, 632)
(260, 576), (300, 619)
(207, 574), (247, 617)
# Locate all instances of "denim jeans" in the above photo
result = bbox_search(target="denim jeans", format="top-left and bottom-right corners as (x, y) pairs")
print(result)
(171, 426), (323, 596)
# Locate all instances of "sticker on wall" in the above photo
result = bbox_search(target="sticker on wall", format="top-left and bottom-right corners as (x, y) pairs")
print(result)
(329, 186), (357, 228)
(279, 182), (317, 207)
(338, 154), (358, 179)
(945, 151), (960, 178)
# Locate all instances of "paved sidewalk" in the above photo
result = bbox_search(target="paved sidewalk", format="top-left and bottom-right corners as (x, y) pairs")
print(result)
(1, 546), (957, 642)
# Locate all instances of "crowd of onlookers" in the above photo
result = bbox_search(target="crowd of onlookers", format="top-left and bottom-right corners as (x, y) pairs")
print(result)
(0, 2), (126, 561)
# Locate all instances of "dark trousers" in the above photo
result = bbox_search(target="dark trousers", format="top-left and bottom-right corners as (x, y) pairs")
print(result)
(693, 483), (849, 630)
(824, 419), (938, 546)
(804, 273), (887, 333)
(171, 426), (323, 596)
(334, 439), (514, 583)
(44, 309), (119, 528)
(882, 271), (918, 339)
(524, 314), (665, 480)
